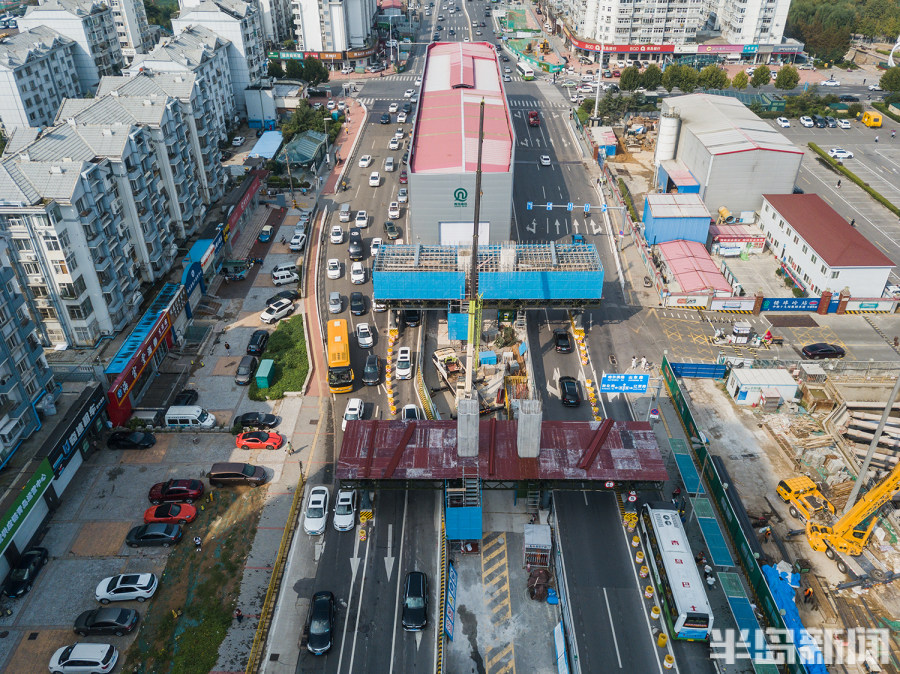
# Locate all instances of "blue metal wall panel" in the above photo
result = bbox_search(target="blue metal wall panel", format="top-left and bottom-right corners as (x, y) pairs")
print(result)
(670, 362), (727, 379)
(679, 183), (701, 194)
(373, 271), (466, 300)
(657, 164), (670, 191)
(644, 215), (710, 245)
(446, 506), (483, 540)
(448, 313), (469, 340)
(480, 271), (604, 300)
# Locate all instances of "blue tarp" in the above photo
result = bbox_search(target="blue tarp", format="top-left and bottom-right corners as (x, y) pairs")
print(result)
(248, 131), (284, 159)
(762, 565), (827, 673)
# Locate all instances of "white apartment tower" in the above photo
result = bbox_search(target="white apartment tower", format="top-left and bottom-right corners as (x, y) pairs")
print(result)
(180, 0), (291, 45)
(292, 0), (377, 52)
(0, 27), (81, 130)
(108, 0), (153, 60)
(172, 0), (266, 116)
(18, 0), (125, 93)
(715, 0), (790, 45)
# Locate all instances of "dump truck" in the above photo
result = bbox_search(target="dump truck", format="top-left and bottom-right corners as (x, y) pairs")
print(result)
(776, 476), (835, 522)
(432, 347), (465, 391)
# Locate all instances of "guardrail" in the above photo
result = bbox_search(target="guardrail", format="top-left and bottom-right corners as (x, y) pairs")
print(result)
(244, 470), (307, 673)
(436, 506), (447, 674)
(415, 316), (440, 420)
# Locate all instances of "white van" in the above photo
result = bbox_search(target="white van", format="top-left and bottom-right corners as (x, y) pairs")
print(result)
(165, 405), (216, 428)
(273, 270), (299, 286)
(272, 262), (298, 275)
(339, 203), (352, 222)
(385, 156), (395, 172)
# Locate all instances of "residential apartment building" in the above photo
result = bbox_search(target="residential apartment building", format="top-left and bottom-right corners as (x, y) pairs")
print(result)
(180, 0), (291, 45)
(108, 0), (153, 60)
(127, 25), (236, 131)
(97, 72), (227, 204)
(17, 0), (125, 93)
(0, 121), (179, 346)
(0, 238), (57, 467)
(292, 0), (377, 52)
(0, 27), (81, 130)
(172, 0), (266, 117)
(714, 0), (790, 46)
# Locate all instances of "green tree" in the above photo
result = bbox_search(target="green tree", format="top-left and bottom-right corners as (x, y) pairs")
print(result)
(731, 71), (749, 90)
(303, 58), (330, 86)
(619, 66), (641, 91)
(698, 64), (729, 90)
(785, 0), (854, 62)
(750, 65), (771, 89)
(268, 60), (285, 78)
(660, 64), (682, 92)
(774, 65), (800, 90)
(283, 39), (296, 50)
(678, 67), (700, 93)
(641, 64), (663, 90)
(285, 59), (304, 79)
(143, 0), (178, 31)
(882, 67), (900, 92)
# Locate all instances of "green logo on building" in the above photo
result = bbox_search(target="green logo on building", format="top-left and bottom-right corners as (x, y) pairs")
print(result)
(453, 188), (468, 207)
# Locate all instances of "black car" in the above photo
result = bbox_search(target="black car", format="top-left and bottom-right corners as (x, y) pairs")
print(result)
(125, 523), (183, 548)
(74, 608), (139, 637)
(380, 112), (391, 124)
(234, 412), (279, 429)
(107, 431), (156, 450)
(2, 547), (48, 598)
(801, 343), (845, 359)
(307, 591), (335, 655)
(401, 571), (427, 631)
(559, 376), (581, 407)
(403, 309), (421, 327)
(362, 353), (381, 386)
(235, 355), (258, 386)
(383, 220), (401, 240)
(553, 329), (573, 353)
(402, 102), (412, 114)
(247, 329), (270, 355)
(173, 389), (198, 405)
(348, 228), (363, 260)
(350, 291), (367, 316)
(402, 150), (410, 164)
(839, 94), (859, 102)
(267, 290), (300, 306)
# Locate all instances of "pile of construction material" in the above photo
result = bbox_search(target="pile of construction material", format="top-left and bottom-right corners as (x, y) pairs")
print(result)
(836, 403), (900, 470)
(764, 413), (852, 486)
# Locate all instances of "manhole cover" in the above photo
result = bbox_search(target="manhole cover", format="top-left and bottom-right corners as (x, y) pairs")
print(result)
(28, 633), (38, 640)
(309, 419), (318, 425)
(269, 654), (280, 662)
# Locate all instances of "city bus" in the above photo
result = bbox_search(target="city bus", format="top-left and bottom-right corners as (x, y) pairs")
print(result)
(327, 319), (354, 394)
(639, 502), (714, 641)
(516, 62), (535, 80)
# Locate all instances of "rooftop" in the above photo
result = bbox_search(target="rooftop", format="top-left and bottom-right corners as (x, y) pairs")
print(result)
(20, 0), (110, 19)
(646, 193), (711, 220)
(97, 72), (199, 100)
(663, 94), (802, 157)
(0, 26), (74, 69)
(658, 239), (733, 294)
(411, 42), (513, 174)
(659, 159), (699, 187)
(129, 25), (229, 72)
(764, 194), (895, 268)
(373, 242), (601, 273)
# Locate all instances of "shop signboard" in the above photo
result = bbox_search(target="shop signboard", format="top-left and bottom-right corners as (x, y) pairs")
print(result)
(0, 458), (53, 551)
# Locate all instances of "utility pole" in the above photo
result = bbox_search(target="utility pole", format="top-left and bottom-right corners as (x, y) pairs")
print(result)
(592, 43), (605, 122)
(464, 100), (486, 396)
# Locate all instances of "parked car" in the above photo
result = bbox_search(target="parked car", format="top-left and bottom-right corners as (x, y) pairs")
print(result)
(837, 119), (851, 129)
(125, 523), (183, 548)
(95, 573), (158, 604)
(342, 398), (364, 431)
(399, 170), (408, 184)
(401, 571), (428, 631)
(234, 355), (258, 386)
(327, 258), (342, 279)
(143, 503), (197, 525)
(2, 547), (49, 598)
(234, 412), (279, 429)
(232, 135), (245, 146)
(362, 353), (381, 386)
(107, 431), (156, 450)
(389, 137), (400, 150)
(775, 117), (790, 128)
(258, 225), (273, 242)
(801, 343), (845, 359)
(289, 232), (307, 252)
(799, 116), (814, 127)
(553, 329), (573, 353)
(148, 479), (204, 504)
(396, 347), (412, 379)
(827, 147), (853, 159)
(73, 608), (139, 637)
(303, 486), (330, 535)
(559, 376), (581, 407)
(173, 389), (198, 406)
(236, 431), (284, 450)
(306, 591), (335, 655)
(356, 322), (374, 348)
(398, 187), (408, 203)
(260, 298), (294, 324)
(266, 290), (299, 306)
(49, 644), (118, 674)
(208, 462), (268, 487)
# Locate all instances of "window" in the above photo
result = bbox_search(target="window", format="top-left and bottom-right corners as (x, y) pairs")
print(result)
(30, 285), (48, 298)
(830, 271), (839, 279)
(59, 230), (71, 248)
(43, 235), (61, 251)
(51, 260), (69, 275)
(73, 325), (96, 345)
(67, 297), (93, 320)
(820, 265), (828, 275)
(22, 262), (40, 275)
(802, 245), (808, 254)
(793, 235), (799, 244)
(811, 255), (817, 264)
(13, 239), (32, 252)
(38, 307), (56, 319)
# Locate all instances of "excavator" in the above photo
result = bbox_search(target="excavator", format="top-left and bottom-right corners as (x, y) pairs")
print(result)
(804, 459), (900, 573)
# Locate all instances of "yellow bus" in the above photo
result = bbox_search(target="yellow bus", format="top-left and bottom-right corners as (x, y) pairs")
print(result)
(327, 319), (354, 393)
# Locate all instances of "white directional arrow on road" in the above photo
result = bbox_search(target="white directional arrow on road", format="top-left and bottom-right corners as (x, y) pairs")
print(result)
(554, 219), (562, 235)
(527, 219), (537, 234)
(384, 523), (396, 581)
(350, 524), (362, 579)
(547, 367), (560, 398)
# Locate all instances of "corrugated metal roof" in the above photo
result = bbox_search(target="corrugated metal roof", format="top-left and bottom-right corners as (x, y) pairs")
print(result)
(731, 368), (798, 388)
(21, 0), (109, 19)
(662, 94), (802, 157)
(646, 193), (711, 220)
(411, 42), (512, 174)
(659, 159), (699, 187)
(129, 25), (230, 71)
(658, 239), (733, 294)
(248, 131), (283, 159)
(764, 194), (895, 268)
(0, 26), (74, 69)
(97, 72), (198, 100)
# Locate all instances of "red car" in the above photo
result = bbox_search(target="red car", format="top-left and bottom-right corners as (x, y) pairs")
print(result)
(148, 479), (204, 504)
(143, 502), (198, 524)
(399, 170), (408, 184)
(236, 431), (284, 450)
(612, 70), (621, 77)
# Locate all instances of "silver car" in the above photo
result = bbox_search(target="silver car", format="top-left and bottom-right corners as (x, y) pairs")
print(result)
(328, 292), (342, 314)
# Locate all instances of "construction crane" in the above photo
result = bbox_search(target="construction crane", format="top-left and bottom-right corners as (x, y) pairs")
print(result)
(463, 100), (485, 397)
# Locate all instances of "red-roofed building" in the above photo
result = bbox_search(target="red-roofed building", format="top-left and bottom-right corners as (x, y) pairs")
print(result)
(760, 194), (895, 297)
(408, 41), (515, 244)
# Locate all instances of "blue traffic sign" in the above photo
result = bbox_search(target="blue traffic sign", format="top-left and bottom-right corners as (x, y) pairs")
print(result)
(600, 373), (650, 393)
(584, 204), (591, 213)
(567, 202), (573, 211)
(546, 202), (553, 211)
(601, 204), (607, 213)
(526, 201), (533, 210)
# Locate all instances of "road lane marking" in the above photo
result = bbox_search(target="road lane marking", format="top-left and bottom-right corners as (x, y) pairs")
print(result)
(388, 490), (410, 673)
(603, 587), (623, 668)
(346, 515), (373, 673)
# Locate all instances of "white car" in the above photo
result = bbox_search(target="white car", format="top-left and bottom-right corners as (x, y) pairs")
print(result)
(415, 77), (422, 86)
(389, 137), (400, 150)
(837, 119), (851, 129)
(369, 171), (380, 187)
(356, 322), (374, 348)
(289, 232), (307, 252)
(50, 643), (118, 674)
(388, 201), (401, 219)
(359, 154), (373, 168)
(303, 486), (330, 535)
(389, 102), (399, 113)
(96, 573), (158, 604)
(776, 117), (790, 128)
(261, 299), (294, 323)
(799, 116), (814, 128)
(540, 155), (551, 166)
(232, 136), (245, 146)
(821, 79), (840, 87)
(404, 88), (415, 98)
(828, 147), (853, 159)
(504, 67), (511, 74)
(330, 225), (344, 244)
(355, 210), (368, 228)
(503, 75), (512, 82)
(396, 347), (412, 379)
(397, 187), (408, 203)
(394, 128), (404, 140)
(868, 84), (882, 91)
(351, 261), (366, 284)
(326, 258), (341, 279)
(333, 489), (357, 531)
(338, 100), (346, 111)
(401, 404), (421, 421)
(398, 112), (408, 123)
(342, 398), (363, 431)
(327, 100), (336, 110)
(371, 237), (383, 257)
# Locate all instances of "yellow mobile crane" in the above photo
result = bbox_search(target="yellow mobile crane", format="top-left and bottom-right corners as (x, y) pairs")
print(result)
(805, 460), (900, 573)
